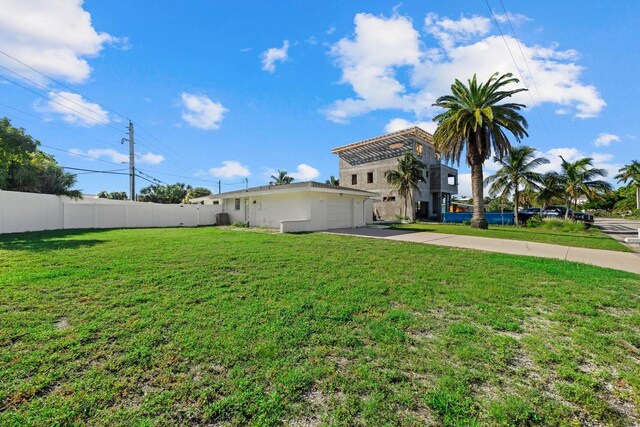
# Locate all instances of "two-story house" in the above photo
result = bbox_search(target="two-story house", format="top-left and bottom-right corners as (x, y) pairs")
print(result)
(331, 127), (458, 221)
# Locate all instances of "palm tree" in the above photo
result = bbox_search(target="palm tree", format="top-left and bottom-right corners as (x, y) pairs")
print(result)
(385, 152), (426, 220)
(615, 160), (640, 210)
(484, 146), (549, 225)
(325, 175), (339, 186)
(270, 170), (294, 186)
(559, 156), (612, 219)
(432, 72), (529, 229)
(535, 172), (564, 211)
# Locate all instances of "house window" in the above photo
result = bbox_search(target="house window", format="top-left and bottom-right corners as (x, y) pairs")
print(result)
(367, 172), (373, 183)
(351, 174), (358, 185)
(416, 143), (423, 157)
(213, 200), (219, 205)
(234, 198), (241, 210)
(383, 196), (396, 202)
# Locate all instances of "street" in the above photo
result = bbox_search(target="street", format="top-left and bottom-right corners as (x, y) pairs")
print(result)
(595, 218), (640, 251)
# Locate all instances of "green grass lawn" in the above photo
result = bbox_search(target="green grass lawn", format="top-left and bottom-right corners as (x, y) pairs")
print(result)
(392, 222), (631, 252)
(1, 227), (639, 426)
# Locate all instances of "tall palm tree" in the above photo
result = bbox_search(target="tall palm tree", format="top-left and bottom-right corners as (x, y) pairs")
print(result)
(535, 172), (564, 211)
(615, 160), (640, 210)
(484, 146), (549, 225)
(559, 156), (612, 219)
(270, 170), (294, 186)
(385, 152), (426, 220)
(325, 175), (339, 186)
(432, 72), (529, 229)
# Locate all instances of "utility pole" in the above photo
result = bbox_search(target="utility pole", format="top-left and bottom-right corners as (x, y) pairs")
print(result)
(128, 121), (135, 201)
(244, 177), (248, 189)
(218, 180), (221, 194)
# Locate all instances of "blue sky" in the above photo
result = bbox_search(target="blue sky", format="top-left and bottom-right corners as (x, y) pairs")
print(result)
(0, 0), (638, 197)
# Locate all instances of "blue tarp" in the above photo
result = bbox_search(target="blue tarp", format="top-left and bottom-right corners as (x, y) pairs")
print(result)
(443, 212), (516, 225)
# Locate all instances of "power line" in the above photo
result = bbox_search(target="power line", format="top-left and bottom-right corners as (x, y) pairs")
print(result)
(41, 144), (125, 167)
(0, 62), (112, 124)
(485, 0), (559, 146)
(0, 101), (125, 147)
(0, 48), (130, 122)
(0, 73), (127, 132)
(61, 166), (129, 175)
(496, 0), (560, 145)
(74, 168), (128, 175)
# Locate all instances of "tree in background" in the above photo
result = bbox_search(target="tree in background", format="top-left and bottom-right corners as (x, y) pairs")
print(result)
(559, 156), (612, 219)
(325, 176), (339, 186)
(535, 172), (564, 211)
(138, 183), (189, 204)
(432, 73), (529, 229)
(615, 160), (640, 210)
(385, 152), (426, 221)
(484, 146), (548, 225)
(98, 191), (128, 200)
(184, 186), (212, 203)
(0, 117), (81, 198)
(270, 170), (294, 185)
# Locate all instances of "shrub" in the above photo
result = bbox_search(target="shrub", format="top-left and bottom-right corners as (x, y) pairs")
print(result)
(232, 221), (248, 228)
(539, 219), (588, 233)
(526, 215), (544, 228)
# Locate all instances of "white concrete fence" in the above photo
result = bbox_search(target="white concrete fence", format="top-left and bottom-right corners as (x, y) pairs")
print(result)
(0, 190), (223, 234)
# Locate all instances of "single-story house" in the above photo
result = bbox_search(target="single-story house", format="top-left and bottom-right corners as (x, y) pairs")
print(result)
(189, 181), (378, 232)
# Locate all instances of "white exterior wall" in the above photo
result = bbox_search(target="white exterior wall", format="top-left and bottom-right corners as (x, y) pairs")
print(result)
(219, 190), (373, 232)
(0, 190), (222, 234)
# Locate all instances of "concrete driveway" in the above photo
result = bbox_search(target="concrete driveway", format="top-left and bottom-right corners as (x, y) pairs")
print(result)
(325, 227), (416, 238)
(325, 225), (640, 274)
(595, 218), (640, 251)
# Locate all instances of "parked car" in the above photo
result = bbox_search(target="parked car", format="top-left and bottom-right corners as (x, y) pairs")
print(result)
(542, 206), (594, 223)
(522, 207), (542, 216)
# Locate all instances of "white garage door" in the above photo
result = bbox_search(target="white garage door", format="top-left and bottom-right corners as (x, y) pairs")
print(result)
(327, 199), (353, 229)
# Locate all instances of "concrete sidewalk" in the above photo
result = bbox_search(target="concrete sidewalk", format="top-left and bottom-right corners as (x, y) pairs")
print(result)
(326, 229), (640, 275)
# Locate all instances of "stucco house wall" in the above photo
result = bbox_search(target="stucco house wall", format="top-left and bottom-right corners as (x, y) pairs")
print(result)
(194, 182), (377, 232)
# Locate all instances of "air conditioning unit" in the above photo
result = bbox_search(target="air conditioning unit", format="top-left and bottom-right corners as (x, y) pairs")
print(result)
(215, 212), (230, 225)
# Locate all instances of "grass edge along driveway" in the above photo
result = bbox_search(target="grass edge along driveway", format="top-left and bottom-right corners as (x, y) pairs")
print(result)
(392, 222), (631, 252)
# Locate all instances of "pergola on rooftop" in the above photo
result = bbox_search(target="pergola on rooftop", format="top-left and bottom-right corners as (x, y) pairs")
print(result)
(331, 126), (435, 166)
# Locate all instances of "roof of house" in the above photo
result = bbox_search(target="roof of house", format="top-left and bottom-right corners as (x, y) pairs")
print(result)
(189, 181), (378, 202)
(331, 126), (434, 166)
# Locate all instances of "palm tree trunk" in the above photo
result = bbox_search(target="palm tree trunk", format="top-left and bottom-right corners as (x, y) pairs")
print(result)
(636, 185), (640, 210)
(404, 196), (407, 220)
(470, 162), (488, 229)
(565, 199), (571, 220)
(408, 191), (414, 222)
(514, 187), (519, 226)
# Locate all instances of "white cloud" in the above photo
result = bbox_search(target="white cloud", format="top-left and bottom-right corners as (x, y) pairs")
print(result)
(424, 13), (491, 51)
(385, 118), (437, 134)
(179, 92), (227, 130)
(137, 152), (165, 165)
(209, 161), (251, 179)
(533, 147), (621, 180)
(325, 11), (606, 123)
(70, 148), (164, 165)
(326, 26), (337, 35)
(593, 133), (620, 147)
(0, 0), (125, 85)
(494, 12), (532, 26)
(261, 40), (290, 73)
(289, 164), (320, 181)
(34, 91), (109, 126)
(324, 13), (422, 123)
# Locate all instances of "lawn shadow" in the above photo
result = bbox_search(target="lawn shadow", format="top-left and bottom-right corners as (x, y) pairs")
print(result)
(0, 228), (109, 252)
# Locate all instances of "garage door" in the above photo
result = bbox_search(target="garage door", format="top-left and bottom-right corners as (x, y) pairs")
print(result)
(327, 199), (353, 229)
